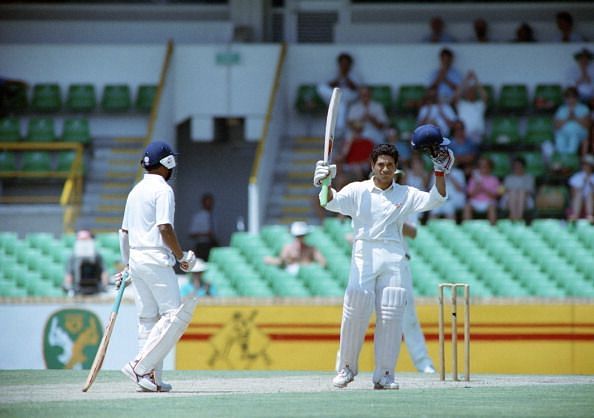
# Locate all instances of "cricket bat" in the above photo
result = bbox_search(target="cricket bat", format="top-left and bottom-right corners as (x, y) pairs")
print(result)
(320, 87), (341, 207)
(82, 273), (128, 392)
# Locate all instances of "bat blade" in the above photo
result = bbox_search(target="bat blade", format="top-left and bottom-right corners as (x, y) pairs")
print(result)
(320, 88), (341, 207)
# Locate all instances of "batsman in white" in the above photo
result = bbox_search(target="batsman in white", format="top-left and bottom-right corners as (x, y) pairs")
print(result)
(313, 125), (454, 389)
(119, 141), (197, 392)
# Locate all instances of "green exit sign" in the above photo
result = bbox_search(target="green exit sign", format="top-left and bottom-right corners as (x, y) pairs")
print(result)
(216, 52), (240, 65)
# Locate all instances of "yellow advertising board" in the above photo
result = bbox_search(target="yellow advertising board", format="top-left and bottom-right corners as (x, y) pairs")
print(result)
(176, 301), (594, 374)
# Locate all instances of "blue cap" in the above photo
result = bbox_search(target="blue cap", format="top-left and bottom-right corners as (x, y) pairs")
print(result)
(410, 124), (450, 150)
(141, 141), (177, 169)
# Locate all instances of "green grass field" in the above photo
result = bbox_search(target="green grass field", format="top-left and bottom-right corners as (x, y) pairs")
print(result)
(1, 370), (593, 418)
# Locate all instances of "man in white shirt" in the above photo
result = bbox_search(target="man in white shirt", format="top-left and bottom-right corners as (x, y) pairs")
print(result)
(347, 86), (389, 145)
(313, 128), (454, 390)
(119, 141), (197, 392)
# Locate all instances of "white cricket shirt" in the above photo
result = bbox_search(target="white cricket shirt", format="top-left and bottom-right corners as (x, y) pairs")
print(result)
(122, 173), (176, 266)
(325, 179), (445, 245)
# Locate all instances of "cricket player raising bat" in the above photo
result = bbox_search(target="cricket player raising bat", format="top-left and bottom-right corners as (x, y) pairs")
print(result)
(313, 124), (454, 389)
(120, 141), (198, 392)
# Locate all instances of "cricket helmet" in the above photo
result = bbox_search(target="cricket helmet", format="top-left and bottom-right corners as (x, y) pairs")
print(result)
(411, 124), (451, 157)
(141, 141), (177, 170)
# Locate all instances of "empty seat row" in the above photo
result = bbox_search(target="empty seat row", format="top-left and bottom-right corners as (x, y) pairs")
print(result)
(0, 150), (79, 173)
(3, 83), (157, 114)
(0, 117), (91, 143)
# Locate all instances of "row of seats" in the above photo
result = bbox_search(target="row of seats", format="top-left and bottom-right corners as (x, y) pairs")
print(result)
(0, 117), (91, 144)
(0, 150), (78, 173)
(3, 83), (157, 114)
(296, 83), (564, 116)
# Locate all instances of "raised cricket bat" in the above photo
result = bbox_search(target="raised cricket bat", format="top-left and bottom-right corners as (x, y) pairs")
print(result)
(82, 273), (128, 392)
(320, 87), (341, 207)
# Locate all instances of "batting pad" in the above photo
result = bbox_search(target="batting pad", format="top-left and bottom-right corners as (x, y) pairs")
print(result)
(337, 288), (374, 375)
(135, 297), (198, 375)
(373, 287), (406, 383)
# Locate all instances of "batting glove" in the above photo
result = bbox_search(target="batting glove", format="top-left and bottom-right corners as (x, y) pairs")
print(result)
(178, 250), (197, 272)
(313, 160), (337, 187)
(431, 148), (455, 174)
(113, 267), (131, 290)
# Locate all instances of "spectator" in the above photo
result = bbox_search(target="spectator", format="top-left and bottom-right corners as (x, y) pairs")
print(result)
(568, 154), (594, 222)
(448, 120), (480, 175)
(463, 157), (501, 225)
(417, 86), (457, 136)
(422, 16), (456, 43)
(581, 124), (594, 157)
(0, 76), (28, 117)
(453, 70), (488, 143)
(500, 156), (535, 222)
(63, 230), (108, 296)
(335, 132), (374, 186)
(470, 18), (490, 43)
(428, 48), (463, 103)
(405, 153), (430, 192)
(567, 47), (594, 105)
(346, 86), (389, 145)
(264, 221), (326, 276)
(555, 11), (585, 43)
(317, 53), (362, 139)
(512, 22), (536, 43)
(386, 126), (412, 167)
(180, 258), (216, 298)
(429, 160), (467, 221)
(189, 193), (219, 261)
(553, 87), (590, 155)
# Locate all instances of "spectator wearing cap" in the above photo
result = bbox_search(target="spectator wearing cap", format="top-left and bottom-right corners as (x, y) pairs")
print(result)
(568, 154), (594, 223)
(63, 230), (109, 296)
(264, 221), (326, 276)
(428, 48), (463, 104)
(567, 48), (594, 105)
(554, 87), (591, 155)
(180, 258), (216, 298)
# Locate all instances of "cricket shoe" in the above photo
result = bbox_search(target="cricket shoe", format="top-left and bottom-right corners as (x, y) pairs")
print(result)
(422, 365), (436, 374)
(332, 366), (355, 388)
(136, 374), (172, 393)
(373, 374), (399, 390)
(122, 361), (158, 392)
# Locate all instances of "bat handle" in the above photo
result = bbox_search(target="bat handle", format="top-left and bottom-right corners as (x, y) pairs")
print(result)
(319, 177), (331, 207)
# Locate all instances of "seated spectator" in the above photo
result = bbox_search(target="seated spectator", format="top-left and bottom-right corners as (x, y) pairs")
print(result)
(581, 124), (594, 157)
(568, 154), (594, 223)
(428, 48), (462, 103)
(463, 157), (502, 225)
(500, 156), (535, 222)
(264, 222), (326, 276)
(422, 16), (456, 43)
(405, 153), (430, 191)
(453, 71), (488, 143)
(335, 129), (374, 186)
(386, 126), (412, 167)
(470, 18), (490, 43)
(417, 86), (457, 136)
(567, 48), (594, 105)
(554, 87), (590, 155)
(512, 22), (536, 43)
(346, 85), (388, 145)
(180, 258), (216, 298)
(448, 120), (480, 175)
(555, 11), (585, 43)
(317, 52), (362, 139)
(429, 160), (466, 221)
(63, 230), (108, 296)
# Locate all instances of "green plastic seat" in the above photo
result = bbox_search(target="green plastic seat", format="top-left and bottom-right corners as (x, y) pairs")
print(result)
(519, 151), (545, 177)
(488, 116), (520, 145)
(66, 84), (96, 113)
(0, 117), (21, 142)
(481, 84), (496, 114)
(483, 151), (511, 178)
(497, 84), (529, 114)
(0, 81), (28, 114)
(392, 116), (417, 141)
(135, 84), (157, 113)
(31, 83), (62, 113)
(535, 186), (568, 217)
(62, 118), (91, 144)
(551, 153), (580, 171)
(369, 84), (393, 114)
(0, 232), (19, 249)
(101, 84), (132, 112)
(26, 117), (56, 142)
(525, 116), (554, 145)
(396, 84), (426, 114)
(533, 84), (562, 112)
(295, 84), (326, 115)
(56, 151), (76, 172)
(21, 151), (52, 171)
(0, 151), (17, 172)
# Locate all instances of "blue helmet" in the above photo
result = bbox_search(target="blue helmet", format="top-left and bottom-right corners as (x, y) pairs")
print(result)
(141, 141), (177, 170)
(411, 124), (450, 157)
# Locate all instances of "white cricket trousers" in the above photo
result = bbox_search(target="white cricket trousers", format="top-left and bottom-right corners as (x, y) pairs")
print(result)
(130, 261), (181, 319)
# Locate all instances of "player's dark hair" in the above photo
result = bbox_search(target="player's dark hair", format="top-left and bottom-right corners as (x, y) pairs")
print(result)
(371, 144), (399, 165)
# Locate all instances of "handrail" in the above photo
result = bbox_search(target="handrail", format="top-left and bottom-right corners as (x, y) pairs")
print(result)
(249, 42), (287, 184)
(135, 39), (175, 183)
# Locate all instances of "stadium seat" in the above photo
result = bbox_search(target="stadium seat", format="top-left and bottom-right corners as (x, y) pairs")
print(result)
(533, 84), (562, 113)
(0, 81), (28, 114)
(0, 117), (21, 142)
(0, 151), (17, 172)
(483, 151), (511, 178)
(392, 115), (417, 141)
(101, 84), (132, 112)
(520, 151), (545, 177)
(56, 151), (76, 172)
(295, 84), (326, 115)
(395, 84), (426, 114)
(66, 84), (96, 113)
(135, 84), (157, 113)
(369, 84), (393, 114)
(524, 115), (554, 145)
(481, 84), (496, 114)
(535, 185), (568, 217)
(62, 118), (91, 144)
(21, 151), (52, 171)
(488, 116), (520, 145)
(26, 117), (56, 142)
(31, 83), (62, 113)
(497, 84), (529, 114)
(550, 153), (580, 172)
